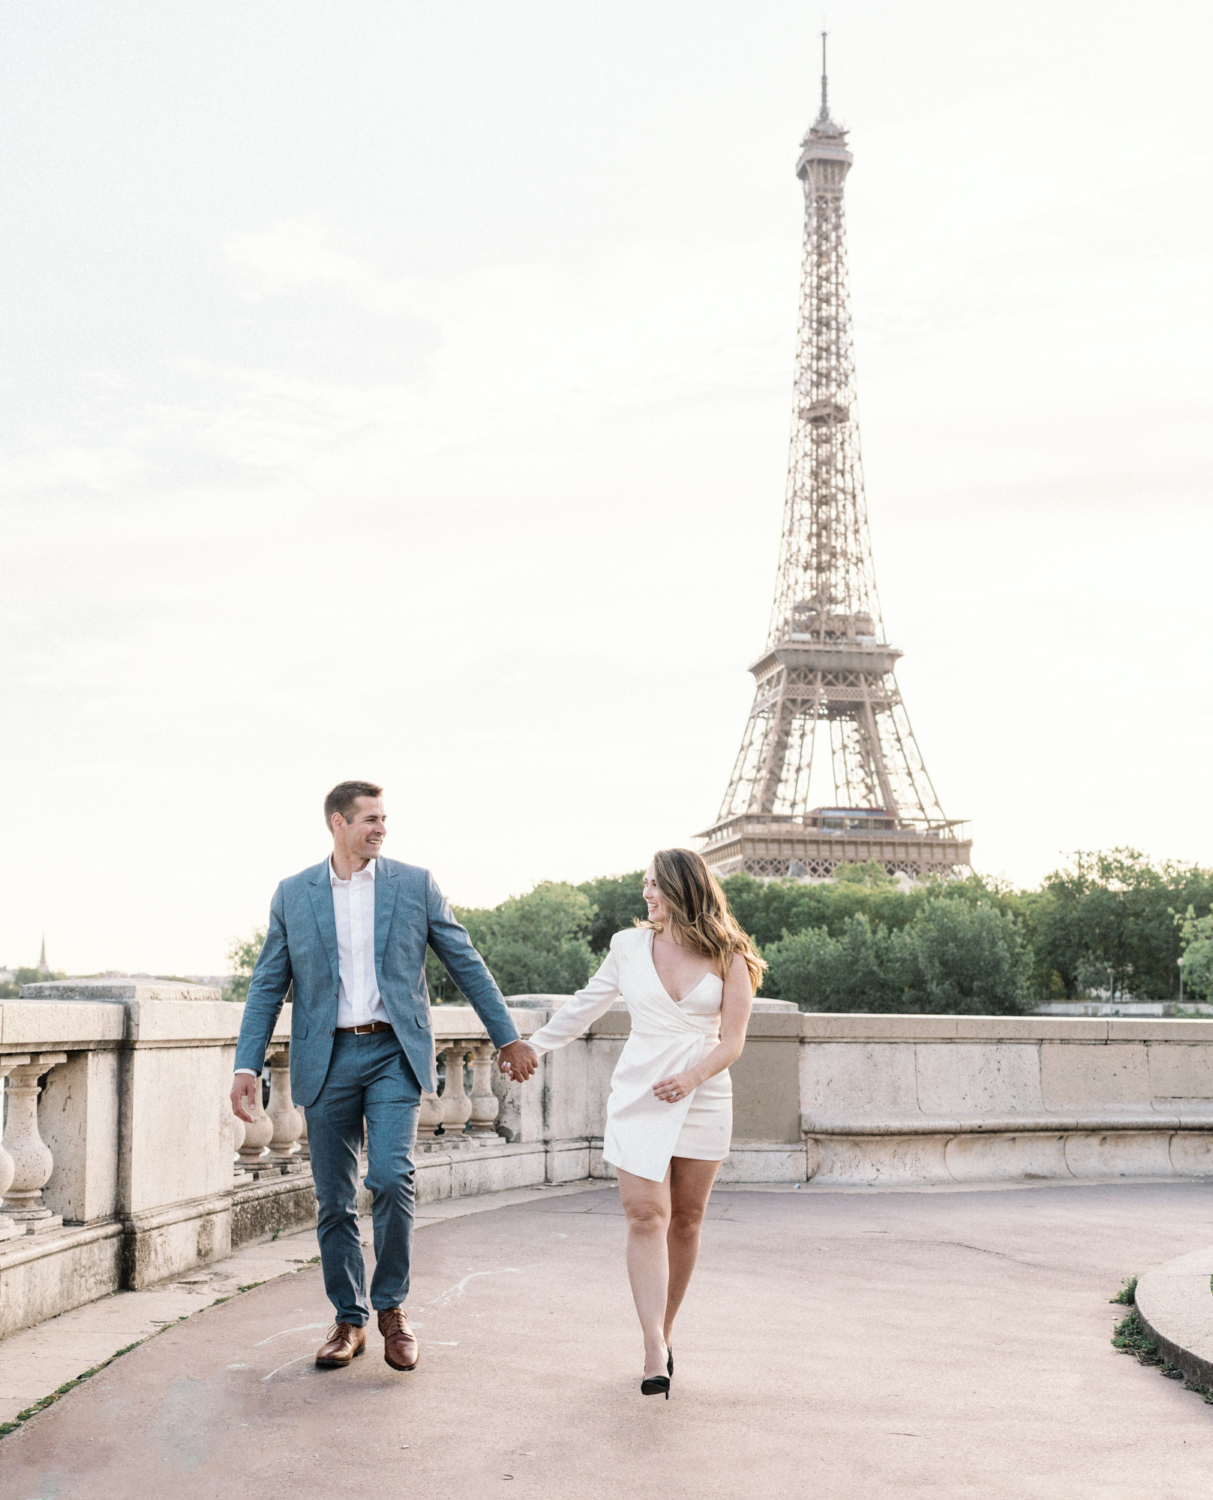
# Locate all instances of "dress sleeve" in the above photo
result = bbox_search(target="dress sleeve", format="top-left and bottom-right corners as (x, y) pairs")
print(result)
(527, 941), (623, 1054)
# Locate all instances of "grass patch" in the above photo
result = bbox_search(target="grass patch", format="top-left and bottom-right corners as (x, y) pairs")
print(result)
(1111, 1278), (1213, 1405)
(0, 1340), (145, 1439)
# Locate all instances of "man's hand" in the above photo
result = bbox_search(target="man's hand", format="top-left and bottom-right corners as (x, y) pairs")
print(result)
(230, 1073), (259, 1124)
(497, 1040), (539, 1083)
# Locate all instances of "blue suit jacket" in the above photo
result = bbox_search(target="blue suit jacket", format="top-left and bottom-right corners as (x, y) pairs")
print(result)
(233, 856), (520, 1107)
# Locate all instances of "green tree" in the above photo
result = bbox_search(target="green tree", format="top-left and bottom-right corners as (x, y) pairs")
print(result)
(764, 899), (1030, 1015)
(764, 913), (899, 1011)
(721, 867), (1017, 953)
(1176, 906), (1213, 1001)
(833, 860), (895, 887)
(428, 882), (597, 1000)
(889, 899), (1031, 1015)
(0, 965), (67, 999)
(224, 927), (266, 1003)
(1032, 850), (1213, 1001)
(577, 871), (647, 955)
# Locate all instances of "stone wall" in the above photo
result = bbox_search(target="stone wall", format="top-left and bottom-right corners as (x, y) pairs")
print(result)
(797, 1013), (1213, 1185)
(2, 985), (1213, 1338)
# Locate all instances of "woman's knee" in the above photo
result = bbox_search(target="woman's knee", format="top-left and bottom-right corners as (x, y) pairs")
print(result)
(668, 1208), (704, 1240)
(625, 1201), (670, 1235)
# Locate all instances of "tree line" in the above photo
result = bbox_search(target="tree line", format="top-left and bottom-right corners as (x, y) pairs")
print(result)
(224, 847), (1213, 1016)
(425, 848), (1213, 1015)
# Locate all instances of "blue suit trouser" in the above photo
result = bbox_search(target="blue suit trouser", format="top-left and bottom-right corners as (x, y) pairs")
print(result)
(306, 1028), (421, 1326)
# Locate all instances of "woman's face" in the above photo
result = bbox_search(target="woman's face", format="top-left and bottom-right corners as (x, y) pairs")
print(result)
(643, 864), (670, 925)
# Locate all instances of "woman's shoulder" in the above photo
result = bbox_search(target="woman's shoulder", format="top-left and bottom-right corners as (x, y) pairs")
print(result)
(608, 926), (649, 952)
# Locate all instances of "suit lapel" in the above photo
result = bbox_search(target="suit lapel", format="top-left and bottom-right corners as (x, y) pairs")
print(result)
(307, 859), (339, 981)
(374, 858), (400, 969)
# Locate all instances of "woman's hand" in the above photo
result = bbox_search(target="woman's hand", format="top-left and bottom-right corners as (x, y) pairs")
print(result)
(497, 1040), (539, 1082)
(653, 1071), (697, 1105)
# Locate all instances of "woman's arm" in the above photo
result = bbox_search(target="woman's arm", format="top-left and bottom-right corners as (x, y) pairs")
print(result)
(527, 944), (623, 1053)
(652, 952), (754, 1103)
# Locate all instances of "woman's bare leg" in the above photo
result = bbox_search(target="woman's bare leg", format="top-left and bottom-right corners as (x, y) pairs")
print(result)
(663, 1157), (720, 1346)
(616, 1166), (672, 1378)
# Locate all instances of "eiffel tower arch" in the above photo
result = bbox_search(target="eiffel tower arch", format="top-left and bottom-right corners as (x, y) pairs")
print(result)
(700, 40), (972, 883)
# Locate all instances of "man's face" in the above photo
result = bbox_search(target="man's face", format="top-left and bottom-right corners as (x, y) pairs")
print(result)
(332, 797), (387, 861)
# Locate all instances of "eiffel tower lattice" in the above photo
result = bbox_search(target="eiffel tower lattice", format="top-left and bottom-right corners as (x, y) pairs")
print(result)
(700, 40), (972, 882)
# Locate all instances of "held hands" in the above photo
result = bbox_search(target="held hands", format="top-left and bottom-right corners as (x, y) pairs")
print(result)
(497, 1040), (539, 1083)
(653, 1071), (696, 1105)
(230, 1073), (258, 1124)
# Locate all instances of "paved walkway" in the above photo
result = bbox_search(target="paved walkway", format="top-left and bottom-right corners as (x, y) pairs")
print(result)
(5, 1180), (1213, 1499)
(0, 1181), (598, 1428)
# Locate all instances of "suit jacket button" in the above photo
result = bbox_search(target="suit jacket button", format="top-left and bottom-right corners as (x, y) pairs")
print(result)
(329, 1029), (335, 1036)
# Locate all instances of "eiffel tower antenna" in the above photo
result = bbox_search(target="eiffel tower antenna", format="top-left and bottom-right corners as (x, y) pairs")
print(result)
(700, 50), (971, 881)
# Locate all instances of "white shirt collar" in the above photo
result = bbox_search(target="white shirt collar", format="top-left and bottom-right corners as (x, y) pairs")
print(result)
(329, 856), (377, 886)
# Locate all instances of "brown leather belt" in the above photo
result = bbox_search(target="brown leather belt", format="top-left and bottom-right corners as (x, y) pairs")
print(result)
(335, 1021), (393, 1034)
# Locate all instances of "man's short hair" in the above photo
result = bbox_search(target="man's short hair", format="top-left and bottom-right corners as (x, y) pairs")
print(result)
(324, 780), (383, 828)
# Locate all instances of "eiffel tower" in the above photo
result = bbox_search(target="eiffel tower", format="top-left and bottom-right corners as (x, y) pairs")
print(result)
(700, 39), (971, 882)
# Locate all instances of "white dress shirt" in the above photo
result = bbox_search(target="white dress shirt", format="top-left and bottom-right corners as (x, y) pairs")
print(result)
(235, 856), (387, 1077)
(329, 856), (388, 1028)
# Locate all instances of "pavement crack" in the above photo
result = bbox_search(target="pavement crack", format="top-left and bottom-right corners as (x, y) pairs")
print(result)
(261, 1353), (315, 1382)
(416, 1267), (523, 1312)
(253, 1323), (329, 1346)
(913, 1238), (1046, 1268)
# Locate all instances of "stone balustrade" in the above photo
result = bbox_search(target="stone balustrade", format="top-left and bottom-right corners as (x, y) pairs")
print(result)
(417, 1036), (501, 1145)
(794, 1013), (1213, 1185)
(3, 982), (1213, 1342)
(0, 980), (298, 1338)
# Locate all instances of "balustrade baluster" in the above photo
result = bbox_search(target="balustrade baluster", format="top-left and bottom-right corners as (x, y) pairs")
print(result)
(416, 1033), (443, 1144)
(237, 1070), (273, 1168)
(417, 1088), (444, 1143)
(0, 1056), (32, 1241)
(267, 1045), (303, 1163)
(439, 1042), (473, 1138)
(230, 1109), (246, 1177)
(469, 1042), (500, 1138)
(2, 1053), (67, 1232)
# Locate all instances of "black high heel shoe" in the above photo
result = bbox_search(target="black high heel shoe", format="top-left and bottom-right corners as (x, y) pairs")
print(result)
(640, 1374), (670, 1399)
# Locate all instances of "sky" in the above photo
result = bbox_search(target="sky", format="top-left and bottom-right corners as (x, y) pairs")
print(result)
(1, 1), (1211, 976)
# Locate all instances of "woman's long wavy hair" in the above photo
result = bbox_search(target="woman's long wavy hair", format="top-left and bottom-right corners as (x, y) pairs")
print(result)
(637, 847), (767, 994)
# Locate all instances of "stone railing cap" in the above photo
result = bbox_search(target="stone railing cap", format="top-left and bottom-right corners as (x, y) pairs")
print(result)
(21, 980), (223, 1004)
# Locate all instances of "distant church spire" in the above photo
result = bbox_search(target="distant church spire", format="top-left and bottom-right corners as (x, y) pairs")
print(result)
(37, 935), (49, 975)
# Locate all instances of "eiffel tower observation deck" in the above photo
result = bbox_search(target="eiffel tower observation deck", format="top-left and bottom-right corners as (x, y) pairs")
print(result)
(701, 40), (972, 882)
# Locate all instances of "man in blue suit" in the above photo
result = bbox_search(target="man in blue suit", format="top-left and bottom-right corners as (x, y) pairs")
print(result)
(230, 780), (538, 1373)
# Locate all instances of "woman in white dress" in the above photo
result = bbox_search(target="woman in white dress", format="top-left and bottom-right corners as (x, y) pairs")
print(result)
(525, 848), (765, 1398)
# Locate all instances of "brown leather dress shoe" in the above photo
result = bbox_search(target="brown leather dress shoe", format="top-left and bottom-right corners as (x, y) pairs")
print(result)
(315, 1321), (367, 1368)
(378, 1307), (420, 1371)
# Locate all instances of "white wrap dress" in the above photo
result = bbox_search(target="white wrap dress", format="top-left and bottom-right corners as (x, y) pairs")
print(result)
(527, 927), (732, 1183)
